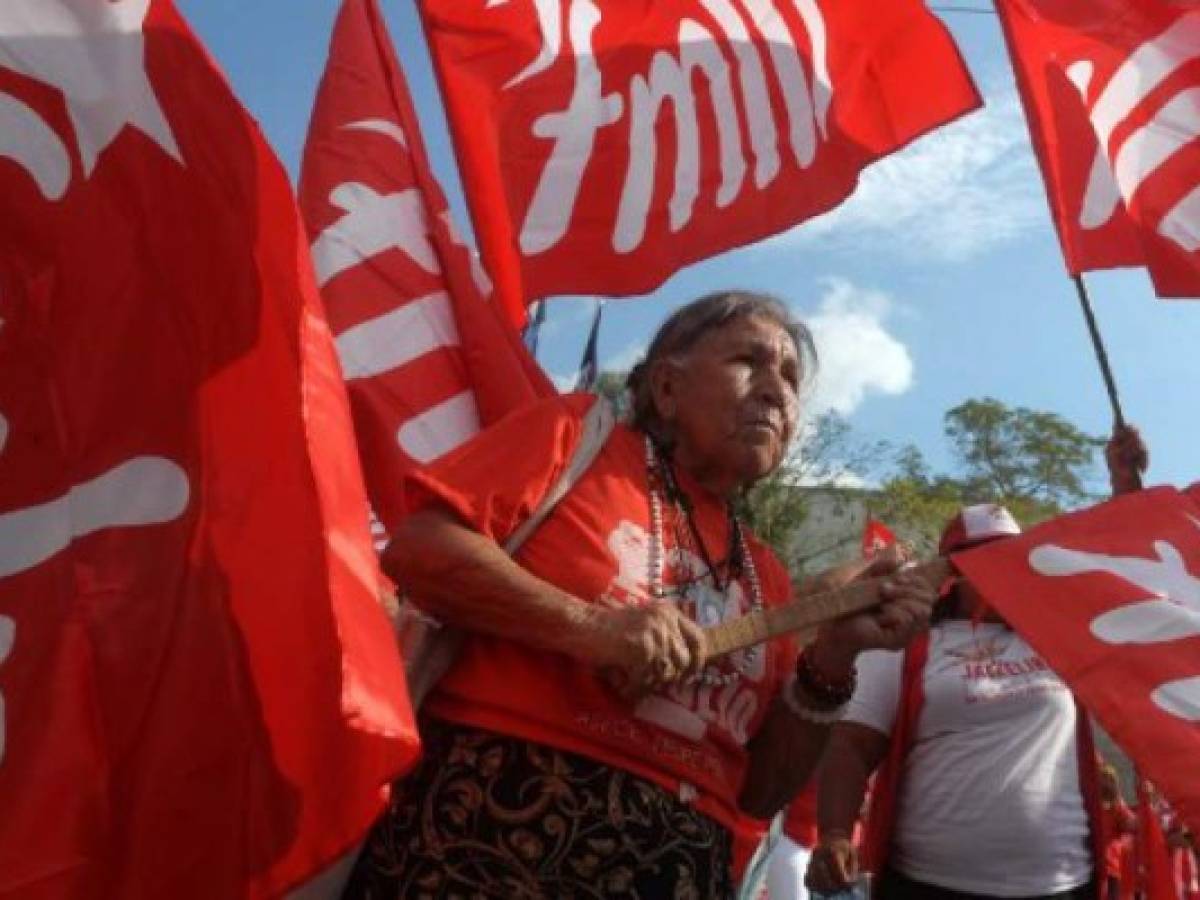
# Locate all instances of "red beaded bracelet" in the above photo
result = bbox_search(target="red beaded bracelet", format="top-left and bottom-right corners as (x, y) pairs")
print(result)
(795, 648), (857, 709)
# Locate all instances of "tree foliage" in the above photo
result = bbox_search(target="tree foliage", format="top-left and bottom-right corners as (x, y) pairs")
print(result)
(945, 398), (1103, 511)
(590, 374), (1103, 571)
(877, 398), (1103, 554)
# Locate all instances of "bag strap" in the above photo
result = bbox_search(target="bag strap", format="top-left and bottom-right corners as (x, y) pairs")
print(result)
(503, 396), (616, 555)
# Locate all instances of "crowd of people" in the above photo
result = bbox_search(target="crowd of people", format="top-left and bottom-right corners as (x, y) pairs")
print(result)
(336, 290), (1192, 899)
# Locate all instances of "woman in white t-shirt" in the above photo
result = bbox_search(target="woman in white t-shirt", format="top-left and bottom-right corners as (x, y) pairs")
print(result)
(805, 504), (1105, 900)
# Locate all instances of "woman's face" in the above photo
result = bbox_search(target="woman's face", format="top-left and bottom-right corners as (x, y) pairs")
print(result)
(652, 315), (801, 495)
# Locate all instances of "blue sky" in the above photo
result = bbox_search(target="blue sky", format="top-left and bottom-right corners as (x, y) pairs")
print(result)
(177, 0), (1200, 493)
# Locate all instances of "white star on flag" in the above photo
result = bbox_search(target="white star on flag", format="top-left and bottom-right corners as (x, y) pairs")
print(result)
(1030, 522), (1200, 721)
(0, 0), (181, 176)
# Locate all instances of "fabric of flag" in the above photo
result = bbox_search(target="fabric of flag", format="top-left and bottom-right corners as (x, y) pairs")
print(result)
(299, 0), (554, 534)
(0, 1), (419, 895)
(1137, 780), (1180, 900)
(995, 0), (1200, 299)
(419, 0), (982, 325)
(952, 487), (1200, 840)
(861, 516), (897, 559)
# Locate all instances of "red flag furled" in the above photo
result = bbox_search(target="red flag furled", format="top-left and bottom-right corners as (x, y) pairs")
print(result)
(995, 0), (1200, 298)
(419, 0), (981, 324)
(861, 516), (897, 559)
(0, 2), (418, 895)
(952, 488), (1200, 839)
(1137, 780), (1180, 900)
(299, 0), (553, 532)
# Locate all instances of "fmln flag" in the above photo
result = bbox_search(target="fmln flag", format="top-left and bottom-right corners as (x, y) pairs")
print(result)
(952, 487), (1200, 839)
(418, 0), (982, 325)
(996, 0), (1200, 298)
(0, 1), (418, 895)
(299, 0), (554, 536)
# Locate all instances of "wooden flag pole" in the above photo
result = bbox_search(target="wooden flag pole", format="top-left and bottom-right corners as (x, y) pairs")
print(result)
(1071, 273), (1145, 491)
(1071, 273), (1129, 430)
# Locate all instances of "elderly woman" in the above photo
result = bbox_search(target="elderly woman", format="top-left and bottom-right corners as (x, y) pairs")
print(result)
(346, 291), (936, 898)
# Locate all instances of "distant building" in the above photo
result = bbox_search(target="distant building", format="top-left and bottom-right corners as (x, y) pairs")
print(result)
(784, 486), (871, 576)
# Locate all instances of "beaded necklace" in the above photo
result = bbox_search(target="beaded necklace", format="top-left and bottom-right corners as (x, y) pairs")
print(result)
(644, 436), (764, 687)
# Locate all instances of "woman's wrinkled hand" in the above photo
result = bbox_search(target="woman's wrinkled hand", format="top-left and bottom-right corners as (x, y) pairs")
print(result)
(806, 835), (858, 894)
(819, 569), (936, 658)
(584, 599), (706, 697)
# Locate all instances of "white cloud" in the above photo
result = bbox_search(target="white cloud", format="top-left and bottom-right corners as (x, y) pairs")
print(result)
(800, 278), (914, 416)
(778, 87), (1045, 262)
(547, 370), (576, 393)
(602, 340), (647, 373)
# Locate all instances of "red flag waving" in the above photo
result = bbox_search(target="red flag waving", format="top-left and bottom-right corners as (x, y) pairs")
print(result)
(952, 488), (1200, 839)
(861, 517), (897, 559)
(0, 2), (418, 896)
(299, 0), (553, 533)
(419, 0), (981, 325)
(996, 0), (1200, 298)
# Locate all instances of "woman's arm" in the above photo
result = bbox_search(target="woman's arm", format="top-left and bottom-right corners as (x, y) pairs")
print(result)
(805, 722), (891, 893)
(737, 567), (932, 818)
(385, 507), (707, 690)
(738, 638), (859, 818)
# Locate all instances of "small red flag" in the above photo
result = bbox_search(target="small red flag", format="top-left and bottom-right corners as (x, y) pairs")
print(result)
(995, 0), (1200, 298)
(952, 488), (1200, 840)
(419, 0), (981, 324)
(0, 1), (417, 895)
(861, 517), (897, 559)
(299, 0), (554, 533)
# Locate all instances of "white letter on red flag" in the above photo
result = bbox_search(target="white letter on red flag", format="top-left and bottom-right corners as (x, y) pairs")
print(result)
(0, 1), (419, 894)
(299, 0), (554, 535)
(419, 0), (981, 324)
(996, 0), (1200, 298)
(952, 487), (1200, 839)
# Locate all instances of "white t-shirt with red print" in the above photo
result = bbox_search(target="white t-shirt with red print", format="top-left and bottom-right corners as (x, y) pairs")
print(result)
(846, 621), (1093, 896)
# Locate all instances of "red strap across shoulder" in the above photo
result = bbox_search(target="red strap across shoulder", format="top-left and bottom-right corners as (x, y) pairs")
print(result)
(861, 633), (929, 877)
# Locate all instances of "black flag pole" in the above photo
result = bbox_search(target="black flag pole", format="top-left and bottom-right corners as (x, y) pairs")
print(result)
(1072, 274), (1146, 492)
(1070, 273), (1129, 430)
(523, 300), (547, 360)
(575, 299), (604, 392)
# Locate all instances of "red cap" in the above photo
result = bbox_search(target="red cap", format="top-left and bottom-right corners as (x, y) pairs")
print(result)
(938, 503), (1021, 556)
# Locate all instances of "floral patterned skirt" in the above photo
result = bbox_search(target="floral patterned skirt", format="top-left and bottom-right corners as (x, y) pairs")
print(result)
(343, 718), (735, 899)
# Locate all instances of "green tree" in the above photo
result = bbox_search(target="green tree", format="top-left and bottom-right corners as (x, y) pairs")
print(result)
(945, 398), (1103, 511)
(739, 413), (886, 574)
(877, 398), (1104, 553)
(590, 370), (632, 419)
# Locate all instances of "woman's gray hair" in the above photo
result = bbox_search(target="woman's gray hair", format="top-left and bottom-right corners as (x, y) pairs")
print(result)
(626, 290), (817, 444)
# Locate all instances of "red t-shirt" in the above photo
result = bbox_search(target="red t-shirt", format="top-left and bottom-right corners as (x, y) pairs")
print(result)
(1186, 482), (1200, 508)
(403, 394), (797, 829)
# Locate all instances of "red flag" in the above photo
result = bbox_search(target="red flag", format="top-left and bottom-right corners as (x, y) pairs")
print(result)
(1138, 781), (1181, 900)
(299, 0), (553, 532)
(861, 517), (896, 559)
(419, 0), (981, 325)
(995, 0), (1200, 298)
(0, 2), (418, 895)
(952, 488), (1200, 840)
